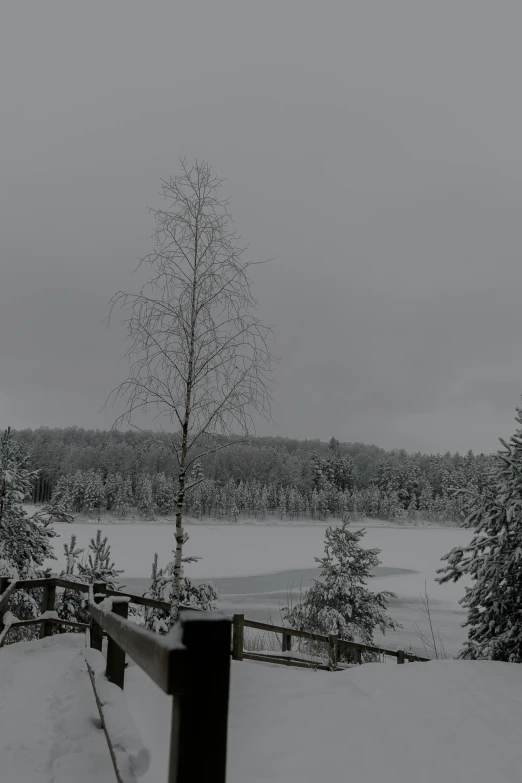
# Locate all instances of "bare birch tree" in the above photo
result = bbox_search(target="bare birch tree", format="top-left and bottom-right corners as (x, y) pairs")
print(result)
(105, 159), (276, 621)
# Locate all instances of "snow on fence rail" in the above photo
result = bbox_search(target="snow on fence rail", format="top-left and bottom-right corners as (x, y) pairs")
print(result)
(0, 577), (232, 783)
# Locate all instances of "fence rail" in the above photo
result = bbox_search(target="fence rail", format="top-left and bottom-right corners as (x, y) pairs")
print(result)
(232, 614), (429, 667)
(0, 576), (429, 780)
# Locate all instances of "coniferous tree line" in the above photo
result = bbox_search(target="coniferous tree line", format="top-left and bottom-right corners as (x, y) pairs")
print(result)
(11, 428), (494, 524)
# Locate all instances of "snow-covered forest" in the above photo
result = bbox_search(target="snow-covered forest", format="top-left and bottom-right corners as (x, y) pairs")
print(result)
(14, 427), (494, 524)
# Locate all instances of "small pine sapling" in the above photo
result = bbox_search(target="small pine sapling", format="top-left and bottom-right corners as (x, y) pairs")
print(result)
(55, 534), (87, 629)
(77, 529), (124, 591)
(283, 522), (397, 664)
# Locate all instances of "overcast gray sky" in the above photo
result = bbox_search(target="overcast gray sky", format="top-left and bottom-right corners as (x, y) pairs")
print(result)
(2, 0), (522, 455)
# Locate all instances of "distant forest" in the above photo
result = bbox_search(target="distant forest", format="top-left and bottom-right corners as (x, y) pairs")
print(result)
(12, 427), (495, 524)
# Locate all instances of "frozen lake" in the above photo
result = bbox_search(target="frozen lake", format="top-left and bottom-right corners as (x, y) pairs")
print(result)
(123, 563), (466, 657)
(47, 519), (472, 657)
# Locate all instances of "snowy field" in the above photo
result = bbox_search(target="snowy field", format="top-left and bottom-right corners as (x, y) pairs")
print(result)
(125, 656), (522, 783)
(44, 517), (473, 657)
(3, 633), (521, 782)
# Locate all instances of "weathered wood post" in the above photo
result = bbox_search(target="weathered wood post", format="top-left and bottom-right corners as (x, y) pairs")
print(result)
(354, 647), (362, 665)
(396, 650), (405, 664)
(105, 597), (129, 690)
(282, 629), (292, 653)
(39, 580), (57, 639)
(90, 582), (106, 652)
(169, 612), (232, 783)
(328, 634), (339, 671)
(232, 613), (244, 661)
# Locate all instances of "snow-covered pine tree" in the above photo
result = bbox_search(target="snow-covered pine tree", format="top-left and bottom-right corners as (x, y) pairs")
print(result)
(143, 552), (171, 634)
(0, 428), (58, 576)
(379, 490), (404, 522)
(70, 470), (87, 513)
(143, 549), (219, 635)
(135, 474), (156, 519)
(153, 472), (174, 516)
(310, 488), (319, 519)
(407, 497), (418, 522)
(104, 472), (120, 512)
(190, 459), (204, 485)
(418, 483), (435, 520)
(83, 470), (105, 516)
(77, 529), (123, 590)
(54, 534), (87, 628)
(48, 474), (75, 515)
(317, 489), (329, 521)
(277, 486), (287, 520)
(44, 475), (75, 523)
(0, 428), (58, 641)
(113, 474), (133, 517)
(437, 405), (522, 661)
(283, 522), (397, 663)
(259, 485), (269, 520)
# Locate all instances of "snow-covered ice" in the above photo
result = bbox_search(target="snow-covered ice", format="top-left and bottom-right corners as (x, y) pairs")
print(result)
(46, 519), (473, 655)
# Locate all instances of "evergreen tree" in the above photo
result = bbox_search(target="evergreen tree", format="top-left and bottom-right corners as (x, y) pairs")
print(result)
(317, 489), (329, 520)
(153, 472), (174, 516)
(55, 534), (87, 628)
(259, 485), (269, 520)
(143, 551), (218, 635)
(283, 522), (397, 663)
(48, 473), (75, 515)
(135, 474), (156, 519)
(190, 459), (204, 485)
(70, 470), (87, 513)
(407, 497), (418, 522)
(104, 471), (120, 512)
(143, 553), (171, 634)
(113, 474), (133, 517)
(77, 529), (123, 590)
(418, 483), (435, 518)
(437, 406), (522, 661)
(0, 428), (58, 642)
(83, 470), (105, 516)
(0, 427), (57, 576)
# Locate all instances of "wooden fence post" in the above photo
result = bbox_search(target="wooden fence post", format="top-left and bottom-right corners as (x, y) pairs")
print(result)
(169, 612), (231, 783)
(39, 581), (56, 639)
(232, 613), (244, 661)
(90, 582), (106, 652)
(105, 598), (128, 689)
(282, 630), (292, 652)
(396, 650), (405, 664)
(328, 634), (339, 671)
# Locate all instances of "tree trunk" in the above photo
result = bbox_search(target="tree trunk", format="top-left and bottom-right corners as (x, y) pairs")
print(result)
(170, 241), (198, 624)
(170, 465), (187, 623)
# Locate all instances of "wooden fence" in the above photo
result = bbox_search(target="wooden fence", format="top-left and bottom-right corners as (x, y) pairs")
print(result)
(0, 577), (429, 780)
(231, 614), (429, 668)
(0, 577), (231, 783)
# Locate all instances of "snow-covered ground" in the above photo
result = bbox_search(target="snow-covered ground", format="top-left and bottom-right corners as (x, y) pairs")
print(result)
(0, 634), (115, 783)
(45, 517), (472, 656)
(3, 626), (520, 783)
(125, 655), (522, 783)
